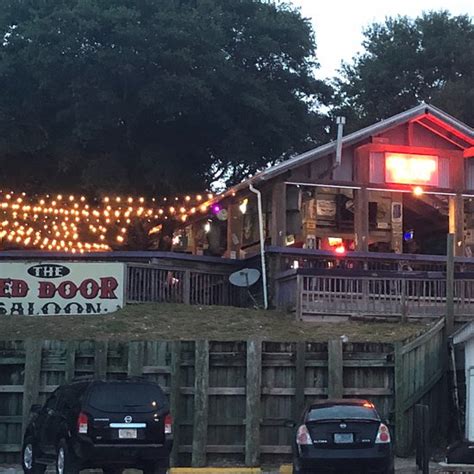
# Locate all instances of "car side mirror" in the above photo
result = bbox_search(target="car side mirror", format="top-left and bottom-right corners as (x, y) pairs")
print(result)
(30, 404), (42, 414)
(284, 420), (297, 428)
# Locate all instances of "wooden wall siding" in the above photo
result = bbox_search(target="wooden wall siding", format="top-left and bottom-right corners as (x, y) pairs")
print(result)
(127, 263), (243, 307)
(0, 334), (446, 464)
(279, 271), (474, 321)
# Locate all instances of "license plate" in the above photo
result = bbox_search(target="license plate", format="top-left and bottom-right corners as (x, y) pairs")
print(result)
(119, 429), (137, 439)
(334, 433), (353, 444)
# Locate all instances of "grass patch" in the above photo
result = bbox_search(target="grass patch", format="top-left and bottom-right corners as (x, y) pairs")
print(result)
(0, 303), (430, 342)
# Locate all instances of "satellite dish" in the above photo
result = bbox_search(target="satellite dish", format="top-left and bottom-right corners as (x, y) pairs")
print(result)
(229, 268), (261, 288)
(217, 209), (228, 221)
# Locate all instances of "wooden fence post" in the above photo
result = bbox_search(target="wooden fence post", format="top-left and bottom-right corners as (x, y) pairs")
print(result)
(184, 270), (191, 305)
(64, 341), (76, 383)
(394, 342), (409, 457)
(245, 339), (262, 466)
(294, 342), (306, 420)
(22, 340), (42, 436)
(94, 341), (108, 379)
(192, 340), (209, 467)
(127, 342), (144, 377)
(328, 339), (343, 399)
(170, 341), (182, 467)
(446, 233), (455, 335)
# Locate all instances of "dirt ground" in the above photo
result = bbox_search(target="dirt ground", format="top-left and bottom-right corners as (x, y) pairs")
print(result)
(0, 303), (429, 342)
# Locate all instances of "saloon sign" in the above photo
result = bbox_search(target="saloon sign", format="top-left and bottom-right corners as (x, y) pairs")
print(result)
(0, 262), (125, 316)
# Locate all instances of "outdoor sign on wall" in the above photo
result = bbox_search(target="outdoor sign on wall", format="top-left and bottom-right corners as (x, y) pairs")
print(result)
(385, 153), (439, 186)
(0, 262), (126, 316)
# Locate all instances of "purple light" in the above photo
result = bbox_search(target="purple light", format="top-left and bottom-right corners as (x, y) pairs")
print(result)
(212, 205), (221, 214)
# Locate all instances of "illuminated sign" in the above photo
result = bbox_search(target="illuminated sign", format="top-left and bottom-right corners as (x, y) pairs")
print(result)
(385, 153), (439, 186)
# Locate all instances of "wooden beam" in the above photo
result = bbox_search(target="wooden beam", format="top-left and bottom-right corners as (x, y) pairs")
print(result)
(192, 340), (209, 467)
(226, 202), (242, 258)
(94, 341), (108, 379)
(449, 195), (465, 257)
(245, 339), (262, 466)
(127, 342), (144, 377)
(328, 339), (343, 399)
(464, 147), (474, 158)
(271, 181), (287, 247)
(170, 341), (182, 467)
(22, 340), (42, 437)
(354, 188), (369, 252)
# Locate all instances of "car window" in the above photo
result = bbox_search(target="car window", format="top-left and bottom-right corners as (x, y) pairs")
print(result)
(307, 405), (379, 422)
(44, 393), (58, 410)
(87, 383), (167, 413)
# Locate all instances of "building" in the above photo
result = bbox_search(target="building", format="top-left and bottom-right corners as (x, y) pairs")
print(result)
(176, 103), (474, 259)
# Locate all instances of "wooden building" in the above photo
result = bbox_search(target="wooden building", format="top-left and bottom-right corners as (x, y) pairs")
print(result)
(177, 104), (474, 258)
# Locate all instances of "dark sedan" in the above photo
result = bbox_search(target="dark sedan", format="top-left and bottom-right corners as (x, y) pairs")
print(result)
(292, 399), (394, 474)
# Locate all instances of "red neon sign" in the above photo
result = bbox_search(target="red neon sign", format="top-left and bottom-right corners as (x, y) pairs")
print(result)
(385, 153), (438, 186)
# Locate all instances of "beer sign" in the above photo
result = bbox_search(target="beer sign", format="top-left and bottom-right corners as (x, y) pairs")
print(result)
(0, 262), (125, 316)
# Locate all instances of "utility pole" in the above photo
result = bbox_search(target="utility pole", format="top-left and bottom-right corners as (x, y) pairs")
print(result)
(446, 233), (455, 335)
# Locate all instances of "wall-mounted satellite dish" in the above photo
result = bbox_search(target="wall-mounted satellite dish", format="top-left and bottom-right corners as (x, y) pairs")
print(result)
(217, 209), (228, 221)
(229, 268), (261, 287)
(229, 268), (261, 308)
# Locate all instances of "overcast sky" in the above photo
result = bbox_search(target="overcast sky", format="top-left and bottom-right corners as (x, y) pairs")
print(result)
(288, 0), (474, 79)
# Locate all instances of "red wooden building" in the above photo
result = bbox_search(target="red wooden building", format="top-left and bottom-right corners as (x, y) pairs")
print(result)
(177, 103), (474, 259)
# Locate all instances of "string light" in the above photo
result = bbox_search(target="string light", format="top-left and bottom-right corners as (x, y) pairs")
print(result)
(0, 191), (215, 252)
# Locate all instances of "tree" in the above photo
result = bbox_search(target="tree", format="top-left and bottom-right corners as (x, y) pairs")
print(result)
(0, 0), (330, 195)
(332, 11), (474, 130)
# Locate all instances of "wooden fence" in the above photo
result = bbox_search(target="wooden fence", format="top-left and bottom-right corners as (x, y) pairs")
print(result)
(276, 269), (474, 321)
(0, 330), (447, 465)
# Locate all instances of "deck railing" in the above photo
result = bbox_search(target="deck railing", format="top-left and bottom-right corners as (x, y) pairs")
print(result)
(276, 269), (474, 320)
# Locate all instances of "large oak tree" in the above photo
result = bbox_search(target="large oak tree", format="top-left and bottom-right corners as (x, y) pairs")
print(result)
(0, 0), (330, 194)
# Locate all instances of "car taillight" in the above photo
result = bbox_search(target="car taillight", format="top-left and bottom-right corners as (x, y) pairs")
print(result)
(296, 425), (312, 445)
(164, 414), (172, 434)
(375, 423), (391, 444)
(77, 412), (88, 434)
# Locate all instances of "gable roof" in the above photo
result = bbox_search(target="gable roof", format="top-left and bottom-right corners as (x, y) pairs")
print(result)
(217, 103), (474, 200)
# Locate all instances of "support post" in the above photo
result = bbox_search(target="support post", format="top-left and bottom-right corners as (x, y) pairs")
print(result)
(64, 341), (76, 383)
(354, 188), (369, 252)
(226, 202), (242, 258)
(328, 339), (343, 399)
(394, 342), (409, 457)
(245, 339), (262, 466)
(127, 342), (144, 377)
(22, 340), (42, 436)
(449, 194), (465, 257)
(294, 342), (306, 420)
(94, 341), (108, 379)
(192, 340), (209, 467)
(446, 233), (455, 336)
(170, 341), (182, 467)
(271, 181), (287, 247)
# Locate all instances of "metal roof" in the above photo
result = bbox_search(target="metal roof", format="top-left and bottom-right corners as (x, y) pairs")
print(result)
(217, 103), (474, 200)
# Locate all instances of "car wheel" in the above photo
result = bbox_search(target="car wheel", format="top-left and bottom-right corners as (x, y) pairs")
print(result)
(21, 437), (46, 474)
(103, 469), (123, 474)
(56, 439), (79, 474)
(142, 463), (168, 474)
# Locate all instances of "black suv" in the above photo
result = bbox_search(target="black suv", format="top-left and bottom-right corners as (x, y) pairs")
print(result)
(21, 378), (172, 474)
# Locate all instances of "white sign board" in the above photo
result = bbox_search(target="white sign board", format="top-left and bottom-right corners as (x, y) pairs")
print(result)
(0, 261), (125, 316)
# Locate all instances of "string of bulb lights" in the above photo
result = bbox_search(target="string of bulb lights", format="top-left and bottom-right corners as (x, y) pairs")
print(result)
(0, 190), (214, 253)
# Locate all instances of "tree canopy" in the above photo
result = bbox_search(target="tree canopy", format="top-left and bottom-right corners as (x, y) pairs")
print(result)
(332, 11), (474, 130)
(0, 0), (330, 195)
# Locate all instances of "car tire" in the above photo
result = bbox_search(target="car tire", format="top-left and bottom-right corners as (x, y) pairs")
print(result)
(103, 469), (123, 474)
(142, 463), (168, 474)
(56, 439), (80, 474)
(21, 437), (46, 474)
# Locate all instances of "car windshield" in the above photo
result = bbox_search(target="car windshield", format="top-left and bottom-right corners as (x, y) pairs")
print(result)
(307, 405), (379, 422)
(88, 383), (166, 413)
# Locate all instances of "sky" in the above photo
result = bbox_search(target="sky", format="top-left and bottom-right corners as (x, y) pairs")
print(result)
(289, 0), (474, 79)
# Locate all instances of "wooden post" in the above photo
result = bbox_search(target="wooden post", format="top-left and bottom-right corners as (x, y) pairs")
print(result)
(294, 342), (306, 420)
(226, 202), (243, 258)
(170, 341), (182, 467)
(328, 339), (343, 399)
(127, 342), (144, 377)
(449, 194), (465, 257)
(22, 339), (42, 436)
(192, 340), (209, 467)
(401, 279), (408, 323)
(245, 339), (262, 466)
(64, 341), (76, 383)
(446, 233), (455, 336)
(94, 341), (108, 379)
(394, 342), (409, 457)
(354, 188), (369, 252)
(271, 181), (287, 247)
(296, 274), (303, 321)
(183, 270), (191, 305)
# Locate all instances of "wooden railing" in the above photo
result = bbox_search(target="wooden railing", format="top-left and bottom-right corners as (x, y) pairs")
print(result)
(276, 269), (474, 320)
(127, 263), (243, 306)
